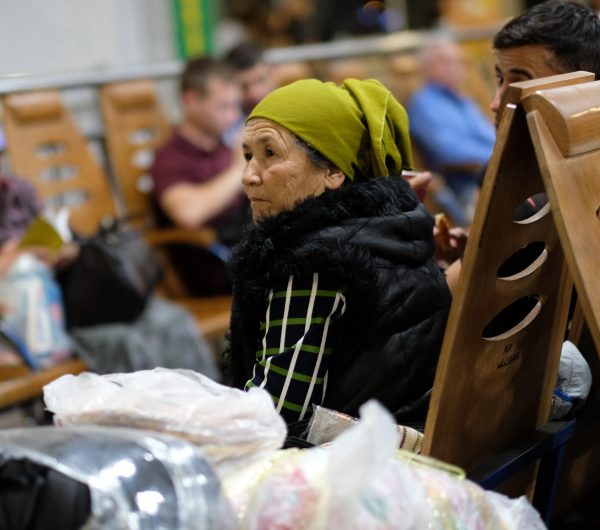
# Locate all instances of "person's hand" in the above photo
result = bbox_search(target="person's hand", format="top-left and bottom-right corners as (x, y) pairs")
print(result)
(433, 214), (468, 268)
(402, 170), (431, 201)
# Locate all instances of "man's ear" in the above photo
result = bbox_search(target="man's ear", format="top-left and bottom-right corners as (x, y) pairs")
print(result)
(324, 166), (346, 191)
(181, 89), (199, 109)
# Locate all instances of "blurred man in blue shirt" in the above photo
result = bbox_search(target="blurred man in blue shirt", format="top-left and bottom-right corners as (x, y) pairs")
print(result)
(408, 38), (495, 226)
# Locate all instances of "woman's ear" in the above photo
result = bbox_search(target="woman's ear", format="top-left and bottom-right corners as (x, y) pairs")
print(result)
(324, 166), (346, 191)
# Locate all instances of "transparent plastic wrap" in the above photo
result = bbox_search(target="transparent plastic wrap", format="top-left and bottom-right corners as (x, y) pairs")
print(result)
(307, 404), (423, 453)
(238, 401), (547, 530)
(0, 425), (236, 530)
(43, 368), (287, 477)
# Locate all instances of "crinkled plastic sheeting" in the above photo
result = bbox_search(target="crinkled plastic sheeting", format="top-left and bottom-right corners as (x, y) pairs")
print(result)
(44, 368), (288, 479)
(0, 425), (236, 530)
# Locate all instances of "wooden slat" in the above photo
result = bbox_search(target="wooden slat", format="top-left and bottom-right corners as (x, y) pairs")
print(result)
(0, 359), (87, 410)
(496, 71), (594, 128)
(173, 295), (232, 341)
(99, 80), (171, 227)
(2, 91), (117, 237)
(525, 80), (600, 355)
(100, 80), (232, 337)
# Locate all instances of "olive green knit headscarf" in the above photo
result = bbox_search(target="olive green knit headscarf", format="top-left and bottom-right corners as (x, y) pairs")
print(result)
(247, 78), (413, 181)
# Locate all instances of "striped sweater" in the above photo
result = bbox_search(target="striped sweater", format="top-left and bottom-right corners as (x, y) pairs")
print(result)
(245, 273), (346, 422)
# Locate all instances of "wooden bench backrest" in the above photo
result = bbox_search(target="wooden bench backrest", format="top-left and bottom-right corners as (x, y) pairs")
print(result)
(423, 72), (595, 476)
(2, 90), (117, 236)
(99, 80), (171, 228)
(525, 80), (600, 355)
(99, 80), (232, 308)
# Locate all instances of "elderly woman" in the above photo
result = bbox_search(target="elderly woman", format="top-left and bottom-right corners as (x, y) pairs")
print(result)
(225, 78), (451, 430)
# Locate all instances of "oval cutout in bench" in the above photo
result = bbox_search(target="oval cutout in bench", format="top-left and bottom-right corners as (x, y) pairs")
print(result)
(48, 189), (89, 210)
(36, 141), (66, 158)
(513, 193), (549, 224)
(131, 148), (154, 169)
(40, 164), (77, 183)
(129, 127), (158, 145)
(136, 174), (154, 194)
(482, 295), (542, 341)
(497, 241), (547, 280)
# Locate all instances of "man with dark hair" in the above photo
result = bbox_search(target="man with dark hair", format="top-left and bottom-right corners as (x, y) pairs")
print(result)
(444, 0), (600, 271)
(152, 57), (249, 295)
(491, 0), (600, 126)
(488, 0), (600, 220)
(223, 42), (275, 117)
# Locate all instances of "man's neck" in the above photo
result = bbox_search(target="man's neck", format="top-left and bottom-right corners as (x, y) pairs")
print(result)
(178, 120), (220, 151)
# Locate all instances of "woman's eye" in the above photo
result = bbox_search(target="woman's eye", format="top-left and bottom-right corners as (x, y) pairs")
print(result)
(243, 152), (252, 162)
(495, 75), (503, 87)
(265, 148), (275, 158)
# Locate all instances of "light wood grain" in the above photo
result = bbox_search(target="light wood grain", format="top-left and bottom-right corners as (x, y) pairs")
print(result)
(100, 80), (171, 226)
(100, 80), (232, 336)
(0, 359), (87, 410)
(526, 82), (600, 356)
(497, 71), (594, 127)
(423, 74), (585, 483)
(2, 91), (117, 237)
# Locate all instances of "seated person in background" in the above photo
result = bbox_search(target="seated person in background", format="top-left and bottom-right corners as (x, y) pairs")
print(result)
(407, 38), (496, 227)
(223, 41), (276, 120)
(224, 78), (451, 433)
(152, 57), (249, 296)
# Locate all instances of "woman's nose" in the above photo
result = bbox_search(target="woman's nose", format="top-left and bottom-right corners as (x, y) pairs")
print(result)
(242, 160), (261, 185)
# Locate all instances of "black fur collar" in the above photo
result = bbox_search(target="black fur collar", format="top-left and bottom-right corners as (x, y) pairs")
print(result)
(229, 176), (432, 282)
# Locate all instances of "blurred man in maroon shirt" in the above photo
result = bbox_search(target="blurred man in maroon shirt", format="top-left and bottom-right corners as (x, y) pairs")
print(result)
(152, 57), (249, 295)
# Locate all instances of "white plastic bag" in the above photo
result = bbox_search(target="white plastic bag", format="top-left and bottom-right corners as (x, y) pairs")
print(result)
(240, 401), (547, 530)
(44, 368), (287, 478)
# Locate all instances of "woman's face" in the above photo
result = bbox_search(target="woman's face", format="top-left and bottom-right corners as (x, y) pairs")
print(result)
(242, 118), (344, 221)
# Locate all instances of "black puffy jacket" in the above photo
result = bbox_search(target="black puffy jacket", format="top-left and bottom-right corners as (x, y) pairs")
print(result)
(226, 176), (451, 424)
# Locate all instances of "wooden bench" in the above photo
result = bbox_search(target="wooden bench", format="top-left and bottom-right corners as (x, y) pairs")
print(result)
(0, 88), (233, 410)
(422, 71), (600, 522)
(522, 74), (600, 523)
(1, 88), (232, 342)
(0, 359), (87, 411)
(2, 90), (117, 236)
(99, 80), (232, 339)
(180, 295), (232, 341)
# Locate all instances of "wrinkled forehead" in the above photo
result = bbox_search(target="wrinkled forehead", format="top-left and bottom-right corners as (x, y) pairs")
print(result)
(493, 44), (565, 79)
(243, 118), (295, 145)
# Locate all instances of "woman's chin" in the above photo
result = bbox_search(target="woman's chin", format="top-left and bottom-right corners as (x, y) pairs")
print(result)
(251, 209), (268, 222)
(251, 204), (272, 222)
